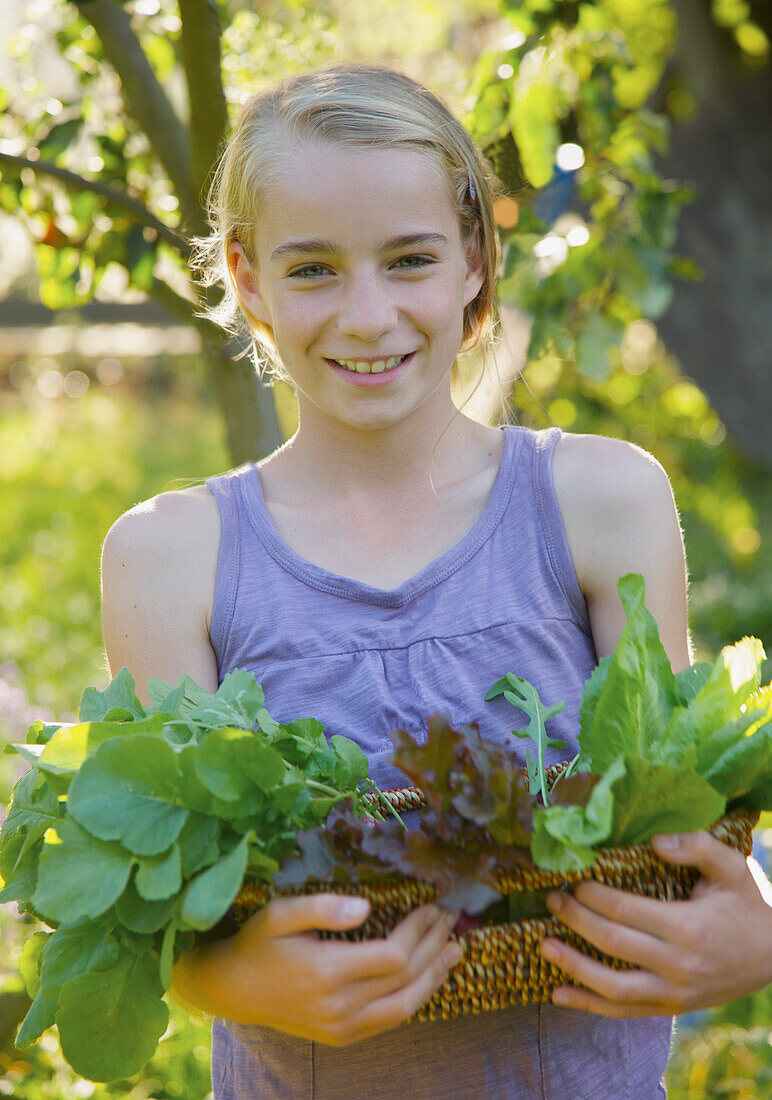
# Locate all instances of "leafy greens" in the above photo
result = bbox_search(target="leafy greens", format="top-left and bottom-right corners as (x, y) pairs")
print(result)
(1, 572), (770, 1082)
(0, 669), (393, 1082)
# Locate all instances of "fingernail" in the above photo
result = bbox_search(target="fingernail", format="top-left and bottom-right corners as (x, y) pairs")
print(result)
(342, 897), (370, 919)
(546, 892), (563, 913)
(443, 944), (464, 967)
(426, 905), (440, 923)
(654, 833), (681, 851)
(540, 940), (559, 962)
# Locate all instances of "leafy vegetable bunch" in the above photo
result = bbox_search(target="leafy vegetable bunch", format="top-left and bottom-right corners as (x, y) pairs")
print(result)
(0, 573), (770, 1083)
(271, 573), (772, 913)
(0, 669), (392, 1082)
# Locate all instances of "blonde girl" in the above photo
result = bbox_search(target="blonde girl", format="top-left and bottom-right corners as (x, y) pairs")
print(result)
(101, 63), (772, 1099)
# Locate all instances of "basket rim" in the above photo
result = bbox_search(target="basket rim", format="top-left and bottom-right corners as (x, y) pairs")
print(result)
(236, 803), (759, 897)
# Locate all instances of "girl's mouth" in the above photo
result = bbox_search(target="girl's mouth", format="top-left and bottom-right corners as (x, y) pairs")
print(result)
(325, 352), (414, 387)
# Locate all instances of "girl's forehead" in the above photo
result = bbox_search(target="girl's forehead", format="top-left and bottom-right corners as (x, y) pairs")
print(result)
(255, 143), (459, 253)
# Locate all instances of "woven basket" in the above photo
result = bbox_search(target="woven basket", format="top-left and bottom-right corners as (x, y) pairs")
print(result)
(231, 764), (759, 1023)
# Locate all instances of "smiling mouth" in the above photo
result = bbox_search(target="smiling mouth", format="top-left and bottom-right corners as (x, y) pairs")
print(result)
(327, 354), (411, 375)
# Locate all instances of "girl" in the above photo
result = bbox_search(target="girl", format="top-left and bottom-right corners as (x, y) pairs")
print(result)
(100, 63), (772, 1099)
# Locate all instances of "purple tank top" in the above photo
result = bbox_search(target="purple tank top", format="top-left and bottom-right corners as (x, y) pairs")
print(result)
(204, 424), (672, 1099)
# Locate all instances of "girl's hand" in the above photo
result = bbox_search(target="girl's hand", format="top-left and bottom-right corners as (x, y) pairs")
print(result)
(200, 893), (463, 1045)
(537, 830), (772, 1017)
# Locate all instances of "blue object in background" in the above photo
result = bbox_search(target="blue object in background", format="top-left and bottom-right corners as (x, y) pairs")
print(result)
(531, 165), (578, 224)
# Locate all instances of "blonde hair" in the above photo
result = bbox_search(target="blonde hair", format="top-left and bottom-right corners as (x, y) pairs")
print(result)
(192, 62), (510, 432)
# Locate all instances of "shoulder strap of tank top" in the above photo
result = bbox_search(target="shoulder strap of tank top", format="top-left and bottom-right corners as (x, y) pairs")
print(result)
(204, 468), (244, 660)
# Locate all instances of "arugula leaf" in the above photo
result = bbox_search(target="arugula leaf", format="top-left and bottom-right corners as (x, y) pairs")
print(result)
(497, 676), (565, 805)
(116, 875), (179, 934)
(38, 717), (166, 782)
(193, 726), (285, 800)
(180, 832), (250, 931)
(134, 844), (182, 901)
(0, 770), (62, 903)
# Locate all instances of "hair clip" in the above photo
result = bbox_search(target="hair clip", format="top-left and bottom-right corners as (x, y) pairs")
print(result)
(467, 166), (477, 203)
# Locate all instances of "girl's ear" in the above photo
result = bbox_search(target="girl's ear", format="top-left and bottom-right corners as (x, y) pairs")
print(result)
(462, 228), (485, 308)
(227, 240), (272, 328)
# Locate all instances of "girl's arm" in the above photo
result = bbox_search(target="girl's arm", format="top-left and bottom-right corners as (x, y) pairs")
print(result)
(541, 433), (772, 1016)
(100, 490), (462, 1040)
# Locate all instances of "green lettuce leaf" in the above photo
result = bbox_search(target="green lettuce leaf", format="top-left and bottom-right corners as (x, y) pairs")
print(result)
(577, 573), (681, 772)
(608, 756), (726, 845)
(531, 761), (622, 872)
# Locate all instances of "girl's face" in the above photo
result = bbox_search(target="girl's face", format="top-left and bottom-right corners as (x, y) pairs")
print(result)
(228, 143), (484, 435)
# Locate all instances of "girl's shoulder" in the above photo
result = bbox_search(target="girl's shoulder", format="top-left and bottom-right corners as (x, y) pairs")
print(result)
(103, 483), (222, 634)
(550, 430), (679, 600)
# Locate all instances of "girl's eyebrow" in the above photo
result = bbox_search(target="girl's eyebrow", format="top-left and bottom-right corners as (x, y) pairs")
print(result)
(269, 232), (449, 263)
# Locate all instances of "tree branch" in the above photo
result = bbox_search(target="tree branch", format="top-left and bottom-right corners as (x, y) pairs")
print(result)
(178, 0), (229, 202)
(0, 151), (191, 259)
(72, 0), (201, 233)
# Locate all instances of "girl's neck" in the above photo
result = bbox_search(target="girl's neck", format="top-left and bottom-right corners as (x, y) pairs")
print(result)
(262, 407), (502, 510)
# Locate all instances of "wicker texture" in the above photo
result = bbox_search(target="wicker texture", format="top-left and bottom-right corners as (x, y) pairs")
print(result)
(232, 767), (759, 1022)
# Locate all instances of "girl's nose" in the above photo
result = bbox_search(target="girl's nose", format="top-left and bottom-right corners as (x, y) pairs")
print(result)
(335, 269), (398, 341)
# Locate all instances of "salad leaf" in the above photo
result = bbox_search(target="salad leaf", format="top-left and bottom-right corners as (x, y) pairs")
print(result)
(67, 735), (190, 856)
(577, 573), (682, 772)
(56, 950), (168, 1082)
(79, 667), (146, 722)
(485, 674), (565, 805)
(32, 816), (134, 924)
(531, 761), (622, 873)
(607, 756), (726, 846)
(180, 832), (250, 931)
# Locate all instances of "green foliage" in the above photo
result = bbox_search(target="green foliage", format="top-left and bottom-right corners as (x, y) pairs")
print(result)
(495, 574), (771, 872)
(0, 351), (770, 1090)
(466, 0), (701, 382)
(484, 673), (566, 804)
(0, 665), (392, 1082)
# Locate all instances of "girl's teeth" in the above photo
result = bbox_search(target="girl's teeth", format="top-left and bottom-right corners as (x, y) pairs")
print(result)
(335, 355), (406, 373)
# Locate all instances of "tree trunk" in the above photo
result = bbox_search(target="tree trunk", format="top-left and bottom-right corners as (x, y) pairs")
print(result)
(654, 0), (772, 468)
(204, 333), (284, 466)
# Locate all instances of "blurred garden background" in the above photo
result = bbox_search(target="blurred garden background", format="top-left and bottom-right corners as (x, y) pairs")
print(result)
(1, 0), (771, 1096)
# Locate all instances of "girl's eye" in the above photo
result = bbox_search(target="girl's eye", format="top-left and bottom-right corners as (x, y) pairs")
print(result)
(394, 255), (434, 270)
(288, 264), (330, 280)
(287, 255), (435, 280)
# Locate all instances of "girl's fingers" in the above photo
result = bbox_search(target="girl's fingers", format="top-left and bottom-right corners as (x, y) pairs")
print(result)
(345, 908), (460, 1009)
(651, 831), (748, 888)
(539, 939), (681, 1011)
(257, 892), (371, 938)
(545, 888), (681, 976)
(343, 935), (464, 1044)
(329, 904), (453, 984)
(547, 880), (690, 949)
